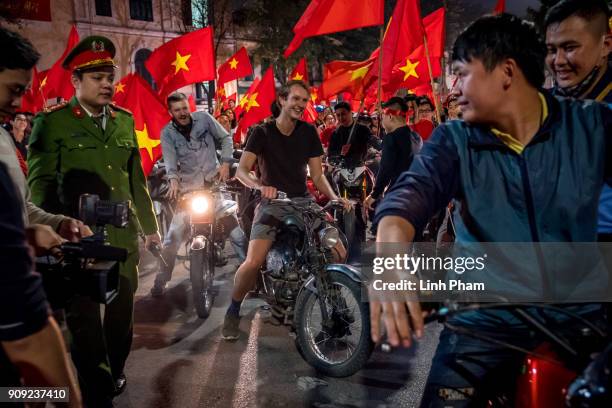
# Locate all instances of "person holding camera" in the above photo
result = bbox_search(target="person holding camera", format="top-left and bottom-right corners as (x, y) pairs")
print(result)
(27, 36), (160, 407)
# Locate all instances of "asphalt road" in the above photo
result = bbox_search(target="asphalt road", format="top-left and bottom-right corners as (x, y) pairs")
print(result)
(114, 244), (441, 408)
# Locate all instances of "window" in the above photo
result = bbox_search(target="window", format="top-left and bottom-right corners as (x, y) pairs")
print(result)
(135, 49), (155, 89)
(130, 0), (153, 21)
(95, 0), (112, 17)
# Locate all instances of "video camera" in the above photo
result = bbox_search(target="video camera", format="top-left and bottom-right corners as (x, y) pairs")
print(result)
(36, 194), (130, 309)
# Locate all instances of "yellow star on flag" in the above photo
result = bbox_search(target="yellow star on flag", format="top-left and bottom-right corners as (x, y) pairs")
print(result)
(245, 92), (259, 112)
(229, 58), (239, 69)
(310, 90), (317, 102)
(135, 124), (160, 161)
(292, 72), (304, 81)
(350, 65), (370, 82)
(399, 58), (420, 81)
(171, 51), (191, 74)
(239, 93), (250, 108)
(39, 76), (47, 90)
(115, 82), (126, 93)
(218, 87), (226, 97)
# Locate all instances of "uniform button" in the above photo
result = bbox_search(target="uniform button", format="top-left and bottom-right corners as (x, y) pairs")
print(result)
(111, 186), (115, 191)
(107, 164), (112, 170)
(104, 145), (109, 149)
(78, 143), (83, 148)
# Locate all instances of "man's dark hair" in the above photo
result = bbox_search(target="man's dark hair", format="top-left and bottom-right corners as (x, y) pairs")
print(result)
(0, 27), (40, 72)
(278, 79), (309, 100)
(416, 96), (434, 110)
(383, 96), (408, 112)
(166, 92), (188, 108)
(544, 0), (610, 37)
(334, 101), (351, 112)
(452, 14), (547, 88)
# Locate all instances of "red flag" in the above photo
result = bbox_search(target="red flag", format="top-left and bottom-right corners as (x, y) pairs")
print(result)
(145, 27), (216, 99)
(303, 100), (318, 123)
(20, 67), (47, 113)
(116, 74), (171, 176)
(217, 47), (253, 86)
(284, 0), (384, 58)
(381, 0), (424, 85)
(383, 8), (445, 93)
(45, 25), (79, 101)
(234, 68), (276, 138)
(319, 57), (377, 100)
(493, 0), (505, 14)
(188, 94), (197, 112)
(289, 57), (309, 84)
(234, 77), (261, 120)
(112, 75), (130, 107)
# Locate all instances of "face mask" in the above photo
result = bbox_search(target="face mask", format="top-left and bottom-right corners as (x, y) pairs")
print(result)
(554, 64), (601, 98)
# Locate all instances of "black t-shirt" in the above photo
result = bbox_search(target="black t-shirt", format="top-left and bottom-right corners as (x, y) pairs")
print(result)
(328, 122), (372, 165)
(245, 120), (324, 198)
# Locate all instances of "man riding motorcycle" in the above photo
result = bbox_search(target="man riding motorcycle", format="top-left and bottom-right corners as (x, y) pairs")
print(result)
(151, 93), (247, 297)
(222, 80), (351, 340)
(327, 102), (381, 263)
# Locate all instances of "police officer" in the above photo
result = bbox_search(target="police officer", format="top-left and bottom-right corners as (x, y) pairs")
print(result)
(27, 36), (160, 407)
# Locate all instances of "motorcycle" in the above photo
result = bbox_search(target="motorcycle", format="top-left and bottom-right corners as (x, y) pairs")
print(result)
(421, 303), (611, 407)
(327, 157), (376, 261)
(179, 183), (242, 318)
(254, 192), (374, 377)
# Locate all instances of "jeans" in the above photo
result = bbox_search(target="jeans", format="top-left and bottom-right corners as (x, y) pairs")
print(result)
(154, 209), (247, 286)
(420, 304), (607, 407)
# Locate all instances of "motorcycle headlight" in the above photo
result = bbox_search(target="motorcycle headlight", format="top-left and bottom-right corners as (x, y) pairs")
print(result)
(191, 196), (210, 214)
(319, 226), (340, 249)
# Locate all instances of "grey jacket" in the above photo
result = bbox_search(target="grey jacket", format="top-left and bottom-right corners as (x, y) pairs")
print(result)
(160, 111), (232, 189)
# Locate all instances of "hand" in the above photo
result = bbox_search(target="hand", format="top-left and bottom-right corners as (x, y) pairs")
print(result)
(258, 185), (278, 199)
(58, 218), (92, 242)
(166, 178), (179, 201)
(364, 194), (376, 211)
(334, 196), (352, 211)
(218, 163), (230, 182)
(25, 224), (66, 257)
(144, 232), (162, 251)
(369, 298), (424, 348)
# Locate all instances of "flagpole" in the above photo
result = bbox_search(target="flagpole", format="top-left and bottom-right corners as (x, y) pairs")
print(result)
(346, 98), (366, 148)
(422, 33), (442, 124)
(377, 25), (384, 113)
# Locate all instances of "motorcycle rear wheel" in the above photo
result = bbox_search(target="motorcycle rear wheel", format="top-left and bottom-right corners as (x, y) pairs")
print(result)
(294, 271), (373, 377)
(190, 241), (215, 318)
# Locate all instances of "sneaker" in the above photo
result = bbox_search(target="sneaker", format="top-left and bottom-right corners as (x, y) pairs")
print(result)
(150, 281), (166, 298)
(222, 314), (241, 340)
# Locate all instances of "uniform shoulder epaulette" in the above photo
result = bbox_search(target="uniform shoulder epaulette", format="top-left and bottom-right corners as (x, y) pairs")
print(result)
(43, 100), (69, 114)
(109, 103), (133, 116)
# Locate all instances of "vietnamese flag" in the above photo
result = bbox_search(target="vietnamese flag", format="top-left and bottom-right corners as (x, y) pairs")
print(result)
(383, 8), (445, 93)
(381, 0), (424, 86)
(234, 77), (261, 120)
(45, 25), (79, 101)
(493, 0), (505, 14)
(20, 67), (47, 113)
(117, 74), (171, 175)
(289, 57), (309, 84)
(284, 0), (384, 58)
(217, 47), (253, 86)
(234, 68), (276, 139)
(319, 57), (377, 100)
(146, 27), (216, 100)
(112, 75), (130, 107)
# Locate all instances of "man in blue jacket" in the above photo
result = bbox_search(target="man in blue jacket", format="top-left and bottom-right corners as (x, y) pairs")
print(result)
(370, 14), (611, 406)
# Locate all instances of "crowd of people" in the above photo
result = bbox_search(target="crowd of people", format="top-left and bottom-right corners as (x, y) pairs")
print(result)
(0, 0), (610, 406)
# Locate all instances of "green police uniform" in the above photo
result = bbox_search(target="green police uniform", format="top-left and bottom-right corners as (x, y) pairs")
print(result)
(27, 36), (157, 406)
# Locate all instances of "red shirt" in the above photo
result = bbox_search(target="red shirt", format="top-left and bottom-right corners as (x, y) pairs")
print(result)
(319, 126), (335, 148)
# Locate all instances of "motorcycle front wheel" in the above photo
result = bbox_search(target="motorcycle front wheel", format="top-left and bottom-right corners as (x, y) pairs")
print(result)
(294, 271), (373, 377)
(190, 240), (215, 318)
